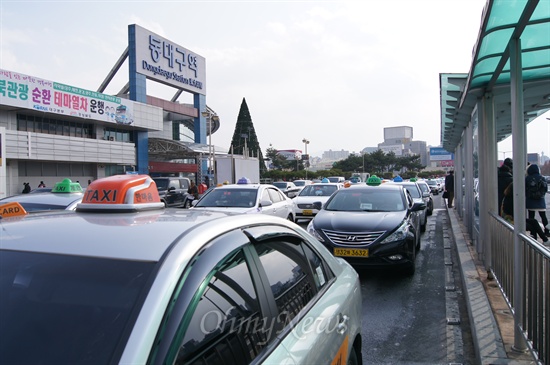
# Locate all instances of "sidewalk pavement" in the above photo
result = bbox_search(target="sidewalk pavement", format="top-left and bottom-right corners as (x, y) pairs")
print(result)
(446, 206), (538, 365)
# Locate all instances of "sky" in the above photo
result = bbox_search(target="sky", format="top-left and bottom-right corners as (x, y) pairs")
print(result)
(1, 0), (549, 158)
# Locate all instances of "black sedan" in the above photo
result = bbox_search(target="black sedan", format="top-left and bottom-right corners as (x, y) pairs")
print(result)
(306, 184), (425, 275)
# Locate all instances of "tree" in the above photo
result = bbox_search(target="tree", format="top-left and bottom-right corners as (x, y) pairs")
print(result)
(228, 98), (266, 173)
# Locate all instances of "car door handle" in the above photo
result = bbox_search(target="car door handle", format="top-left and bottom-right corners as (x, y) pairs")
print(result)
(337, 314), (349, 335)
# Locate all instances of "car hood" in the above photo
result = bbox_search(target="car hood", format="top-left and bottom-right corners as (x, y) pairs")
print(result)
(313, 209), (406, 232)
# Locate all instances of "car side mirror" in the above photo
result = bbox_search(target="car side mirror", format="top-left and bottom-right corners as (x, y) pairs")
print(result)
(422, 192), (430, 198)
(168, 187), (176, 193)
(313, 201), (323, 210)
(260, 200), (273, 207)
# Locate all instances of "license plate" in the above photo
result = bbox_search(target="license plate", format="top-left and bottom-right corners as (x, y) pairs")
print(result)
(334, 248), (369, 257)
(302, 209), (313, 215)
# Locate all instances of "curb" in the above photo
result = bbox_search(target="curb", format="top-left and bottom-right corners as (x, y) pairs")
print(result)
(446, 207), (511, 365)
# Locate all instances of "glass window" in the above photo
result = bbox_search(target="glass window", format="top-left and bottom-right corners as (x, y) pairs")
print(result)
(267, 188), (283, 203)
(0, 250), (155, 365)
(176, 250), (265, 365)
(254, 240), (317, 325)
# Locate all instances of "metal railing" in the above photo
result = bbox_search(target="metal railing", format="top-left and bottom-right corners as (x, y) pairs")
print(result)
(488, 212), (550, 365)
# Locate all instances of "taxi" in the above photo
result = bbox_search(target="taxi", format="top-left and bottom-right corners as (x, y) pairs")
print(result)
(0, 178), (84, 212)
(0, 174), (363, 365)
(191, 177), (296, 221)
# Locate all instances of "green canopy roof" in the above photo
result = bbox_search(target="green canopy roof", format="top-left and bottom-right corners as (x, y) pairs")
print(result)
(441, 0), (550, 152)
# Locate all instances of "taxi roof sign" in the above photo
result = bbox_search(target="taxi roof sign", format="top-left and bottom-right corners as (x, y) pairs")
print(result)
(76, 175), (164, 212)
(52, 178), (83, 193)
(0, 202), (28, 218)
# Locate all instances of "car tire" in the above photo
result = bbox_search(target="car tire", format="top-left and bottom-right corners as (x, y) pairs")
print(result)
(347, 346), (359, 365)
(421, 216), (427, 232)
(404, 250), (416, 276)
(416, 231), (421, 251)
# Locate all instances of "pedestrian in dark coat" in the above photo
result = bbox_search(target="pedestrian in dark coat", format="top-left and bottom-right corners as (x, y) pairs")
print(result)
(22, 182), (31, 194)
(444, 170), (455, 208)
(501, 181), (548, 244)
(497, 158), (513, 215)
(525, 163), (549, 236)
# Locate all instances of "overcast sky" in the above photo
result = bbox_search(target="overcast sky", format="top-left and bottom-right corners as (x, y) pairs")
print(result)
(1, 0), (549, 158)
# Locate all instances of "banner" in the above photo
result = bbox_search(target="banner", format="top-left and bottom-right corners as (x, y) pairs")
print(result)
(0, 69), (134, 125)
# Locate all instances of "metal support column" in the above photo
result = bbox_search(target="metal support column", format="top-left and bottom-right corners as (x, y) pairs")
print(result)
(510, 37), (528, 353)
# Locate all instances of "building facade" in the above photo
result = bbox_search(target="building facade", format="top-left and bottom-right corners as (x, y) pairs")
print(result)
(0, 24), (216, 198)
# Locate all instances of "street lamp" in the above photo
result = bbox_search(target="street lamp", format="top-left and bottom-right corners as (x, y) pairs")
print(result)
(201, 109), (219, 186)
(302, 138), (310, 179)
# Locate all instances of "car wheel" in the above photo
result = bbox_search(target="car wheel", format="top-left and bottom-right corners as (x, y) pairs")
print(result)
(416, 230), (421, 251)
(404, 249), (416, 276)
(421, 216), (427, 232)
(347, 346), (359, 365)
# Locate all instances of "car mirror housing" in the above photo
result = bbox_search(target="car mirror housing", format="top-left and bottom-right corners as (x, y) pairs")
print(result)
(259, 200), (273, 207)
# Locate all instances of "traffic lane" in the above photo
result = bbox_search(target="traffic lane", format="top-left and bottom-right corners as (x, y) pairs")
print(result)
(357, 208), (448, 363)
(297, 199), (475, 364)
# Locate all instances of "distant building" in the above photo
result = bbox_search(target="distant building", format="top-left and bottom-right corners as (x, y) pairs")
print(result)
(376, 126), (428, 165)
(322, 149), (350, 160)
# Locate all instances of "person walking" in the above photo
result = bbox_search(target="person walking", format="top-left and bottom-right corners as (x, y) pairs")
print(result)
(22, 182), (31, 194)
(497, 158), (513, 216)
(501, 181), (548, 244)
(525, 163), (549, 237)
(185, 181), (199, 207)
(444, 170), (455, 208)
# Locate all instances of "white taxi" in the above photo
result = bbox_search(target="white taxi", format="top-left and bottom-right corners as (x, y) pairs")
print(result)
(191, 177), (296, 221)
(0, 178), (84, 212)
(0, 174), (362, 365)
(292, 182), (344, 223)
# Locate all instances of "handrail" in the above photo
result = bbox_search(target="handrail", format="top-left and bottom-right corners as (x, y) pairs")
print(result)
(488, 211), (550, 364)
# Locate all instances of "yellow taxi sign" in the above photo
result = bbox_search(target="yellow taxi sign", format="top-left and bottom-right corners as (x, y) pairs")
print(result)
(0, 202), (28, 218)
(77, 174), (164, 212)
(51, 178), (83, 193)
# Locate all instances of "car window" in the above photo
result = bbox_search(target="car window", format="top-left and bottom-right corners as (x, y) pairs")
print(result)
(418, 183), (429, 194)
(175, 249), (265, 365)
(179, 179), (189, 189)
(254, 239), (328, 326)
(195, 188), (257, 208)
(272, 182), (286, 189)
(404, 185), (421, 198)
(0, 250), (155, 365)
(267, 188), (283, 203)
(169, 180), (180, 189)
(153, 179), (168, 189)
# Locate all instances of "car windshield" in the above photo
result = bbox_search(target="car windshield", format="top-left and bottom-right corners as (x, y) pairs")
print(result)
(325, 189), (405, 212)
(195, 188), (258, 208)
(293, 181), (306, 186)
(272, 182), (288, 189)
(0, 250), (155, 364)
(426, 180), (437, 186)
(299, 185), (337, 197)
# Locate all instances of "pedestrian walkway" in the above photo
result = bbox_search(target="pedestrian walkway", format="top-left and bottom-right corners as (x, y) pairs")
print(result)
(446, 206), (538, 365)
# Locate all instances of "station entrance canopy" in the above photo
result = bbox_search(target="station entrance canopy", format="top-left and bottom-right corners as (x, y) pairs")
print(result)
(441, 0), (550, 152)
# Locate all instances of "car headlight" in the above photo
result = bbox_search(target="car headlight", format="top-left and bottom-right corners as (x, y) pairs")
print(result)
(306, 220), (325, 242)
(380, 220), (409, 244)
